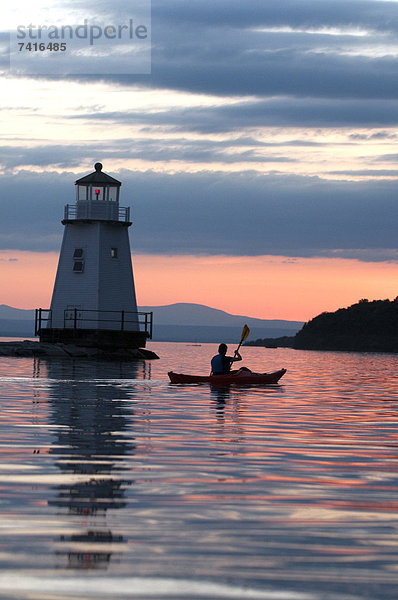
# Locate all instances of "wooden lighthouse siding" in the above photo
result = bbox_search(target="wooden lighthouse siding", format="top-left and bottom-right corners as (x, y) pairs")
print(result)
(49, 222), (139, 331)
(97, 222), (139, 330)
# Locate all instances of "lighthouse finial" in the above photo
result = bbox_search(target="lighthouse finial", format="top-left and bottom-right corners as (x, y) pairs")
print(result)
(94, 162), (103, 172)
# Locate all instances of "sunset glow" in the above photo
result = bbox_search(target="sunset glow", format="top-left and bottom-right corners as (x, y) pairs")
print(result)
(2, 250), (397, 321)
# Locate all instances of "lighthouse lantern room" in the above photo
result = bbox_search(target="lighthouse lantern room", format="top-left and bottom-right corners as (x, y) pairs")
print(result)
(36, 163), (152, 349)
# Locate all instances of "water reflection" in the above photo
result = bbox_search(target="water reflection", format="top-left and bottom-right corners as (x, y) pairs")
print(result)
(209, 386), (249, 449)
(42, 359), (138, 570)
(209, 385), (230, 424)
(209, 382), (284, 426)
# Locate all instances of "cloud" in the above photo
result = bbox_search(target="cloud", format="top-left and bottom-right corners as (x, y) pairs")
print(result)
(375, 153), (398, 163)
(0, 139), (299, 171)
(149, 49), (398, 101)
(0, 146), (88, 170)
(150, 0), (398, 32)
(72, 97), (398, 132)
(330, 169), (398, 176)
(126, 170), (398, 258)
(7, 1), (398, 104)
(327, 249), (398, 263)
(128, 1), (398, 104)
(349, 131), (398, 141)
(90, 0), (398, 34)
(1, 168), (397, 262)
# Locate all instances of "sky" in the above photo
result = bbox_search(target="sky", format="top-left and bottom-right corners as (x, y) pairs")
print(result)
(1, 0), (398, 321)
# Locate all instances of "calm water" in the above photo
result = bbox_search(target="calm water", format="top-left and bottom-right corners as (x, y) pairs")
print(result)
(0, 341), (398, 599)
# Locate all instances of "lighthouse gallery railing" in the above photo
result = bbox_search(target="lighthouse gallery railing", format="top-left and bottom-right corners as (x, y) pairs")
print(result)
(35, 308), (153, 338)
(63, 203), (131, 222)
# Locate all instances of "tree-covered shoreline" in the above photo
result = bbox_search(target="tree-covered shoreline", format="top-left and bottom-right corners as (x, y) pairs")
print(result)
(246, 299), (398, 353)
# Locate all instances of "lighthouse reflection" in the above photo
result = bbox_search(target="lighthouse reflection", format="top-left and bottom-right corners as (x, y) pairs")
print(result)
(42, 359), (140, 570)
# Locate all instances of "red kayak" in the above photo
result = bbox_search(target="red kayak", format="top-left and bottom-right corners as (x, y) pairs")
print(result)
(168, 368), (286, 385)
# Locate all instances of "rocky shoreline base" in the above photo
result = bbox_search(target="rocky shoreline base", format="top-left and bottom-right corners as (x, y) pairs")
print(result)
(0, 340), (159, 360)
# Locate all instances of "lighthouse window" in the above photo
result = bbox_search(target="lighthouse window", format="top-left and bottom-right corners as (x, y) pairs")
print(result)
(73, 248), (84, 258)
(111, 247), (118, 258)
(73, 261), (84, 273)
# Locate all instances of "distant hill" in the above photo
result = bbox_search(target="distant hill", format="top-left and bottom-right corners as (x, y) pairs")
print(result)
(140, 303), (302, 342)
(0, 305), (35, 320)
(293, 298), (398, 353)
(0, 303), (303, 342)
(0, 305), (36, 337)
(139, 303), (302, 329)
(0, 319), (36, 337)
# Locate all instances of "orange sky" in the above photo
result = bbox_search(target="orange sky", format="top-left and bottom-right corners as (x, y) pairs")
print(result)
(1, 249), (397, 321)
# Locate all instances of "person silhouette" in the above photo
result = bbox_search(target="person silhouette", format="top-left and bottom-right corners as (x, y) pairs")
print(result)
(210, 343), (242, 375)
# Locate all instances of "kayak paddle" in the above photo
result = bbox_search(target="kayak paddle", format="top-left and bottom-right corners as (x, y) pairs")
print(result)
(235, 324), (250, 355)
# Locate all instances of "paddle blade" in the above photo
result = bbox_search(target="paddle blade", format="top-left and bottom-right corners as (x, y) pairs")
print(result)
(241, 324), (250, 342)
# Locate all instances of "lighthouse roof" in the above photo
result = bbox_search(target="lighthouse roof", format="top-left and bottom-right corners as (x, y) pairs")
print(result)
(75, 163), (121, 186)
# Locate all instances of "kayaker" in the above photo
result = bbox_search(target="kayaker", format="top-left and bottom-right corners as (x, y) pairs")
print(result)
(211, 343), (242, 375)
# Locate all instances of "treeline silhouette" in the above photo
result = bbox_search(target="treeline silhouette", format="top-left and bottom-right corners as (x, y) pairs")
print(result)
(245, 336), (294, 348)
(247, 299), (398, 353)
(294, 298), (398, 352)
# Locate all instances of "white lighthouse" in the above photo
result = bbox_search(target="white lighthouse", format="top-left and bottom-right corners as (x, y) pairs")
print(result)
(37, 163), (152, 349)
